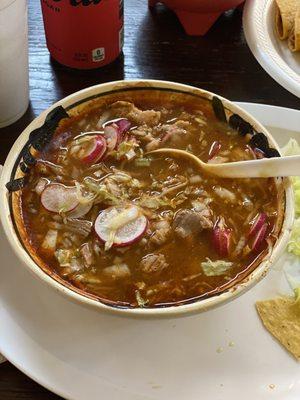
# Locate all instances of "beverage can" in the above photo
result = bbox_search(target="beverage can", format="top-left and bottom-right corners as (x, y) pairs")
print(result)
(41, 0), (124, 69)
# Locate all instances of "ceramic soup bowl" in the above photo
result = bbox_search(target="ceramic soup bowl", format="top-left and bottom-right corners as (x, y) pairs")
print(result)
(0, 80), (294, 318)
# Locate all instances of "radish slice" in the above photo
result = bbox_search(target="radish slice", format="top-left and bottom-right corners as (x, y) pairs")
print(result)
(208, 141), (221, 159)
(212, 217), (231, 257)
(115, 118), (131, 135)
(70, 135), (107, 164)
(41, 184), (79, 213)
(254, 148), (265, 159)
(103, 125), (119, 151)
(95, 205), (147, 250)
(249, 213), (267, 237)
(68, 202), (93, 218)
(252, 223), (268, 252)
(103, 119), (131, 151)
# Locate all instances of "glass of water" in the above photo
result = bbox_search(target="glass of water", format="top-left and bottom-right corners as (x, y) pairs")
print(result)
(0, 0), (29, 128)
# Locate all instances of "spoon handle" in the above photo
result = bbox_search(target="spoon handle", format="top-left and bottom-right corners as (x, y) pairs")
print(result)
(207, 155), (300, 178)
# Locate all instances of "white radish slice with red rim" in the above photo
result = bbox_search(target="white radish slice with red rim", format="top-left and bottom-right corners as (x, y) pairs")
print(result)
(68, 202), (93, 218)
(212, 217), (231, 257)
(95, 205), (147, 250)
(70, 135), (107, 164)
(41, 184), (79, 213)
(254, 148), (265, 159)
(103, 118), (132, 151)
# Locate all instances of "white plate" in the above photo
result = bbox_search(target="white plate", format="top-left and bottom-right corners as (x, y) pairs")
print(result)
(243, 0), (300, 98)
(1, 103), (300, 400)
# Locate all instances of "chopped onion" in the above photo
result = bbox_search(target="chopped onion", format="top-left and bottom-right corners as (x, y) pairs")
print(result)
(103, 264), (131, 279)
(214, 186), (236, 203)
(42, 229), (58, 251)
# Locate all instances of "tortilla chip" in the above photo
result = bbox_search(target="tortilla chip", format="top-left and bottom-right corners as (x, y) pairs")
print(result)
(288, 8), (300, 51)
(275, 0), (300, 39)
(256, 297), (300, 360)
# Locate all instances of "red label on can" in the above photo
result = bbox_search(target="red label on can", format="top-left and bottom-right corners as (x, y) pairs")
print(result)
(41, 0), (123, 69)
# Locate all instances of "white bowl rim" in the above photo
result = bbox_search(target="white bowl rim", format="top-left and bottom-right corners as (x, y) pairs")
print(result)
(0, 79), (294, 318)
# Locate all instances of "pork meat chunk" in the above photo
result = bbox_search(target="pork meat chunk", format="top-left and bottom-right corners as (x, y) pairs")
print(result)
(160, 120), (190, 146)
(150, 220), (171, 247)
(109, 101), (161, 126)
(139, 253), (169, 274)
(173, 208), (213, 240)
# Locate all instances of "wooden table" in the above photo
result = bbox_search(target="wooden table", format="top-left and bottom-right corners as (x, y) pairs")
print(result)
(0, 0), (299, 399)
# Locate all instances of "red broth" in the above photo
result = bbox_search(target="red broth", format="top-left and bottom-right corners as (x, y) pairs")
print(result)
(17, 92), (283, 308)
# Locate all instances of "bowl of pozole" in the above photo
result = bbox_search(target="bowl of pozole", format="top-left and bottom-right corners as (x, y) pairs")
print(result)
(0, 80), (294, 317)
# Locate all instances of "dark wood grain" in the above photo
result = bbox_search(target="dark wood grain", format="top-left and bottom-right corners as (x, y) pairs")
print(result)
(0, 0), (299, 398)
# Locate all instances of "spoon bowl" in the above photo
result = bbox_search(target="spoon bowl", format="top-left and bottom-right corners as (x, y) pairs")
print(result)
(148, 148), (300, 178)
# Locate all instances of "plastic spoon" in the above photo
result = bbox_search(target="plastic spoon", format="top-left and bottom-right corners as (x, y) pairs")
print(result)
(148, 148), (300, 178)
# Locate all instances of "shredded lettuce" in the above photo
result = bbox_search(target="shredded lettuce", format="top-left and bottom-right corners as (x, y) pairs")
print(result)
(292, 177), (300, 216)
(294, 287), (300, 304)
(282, 139), (300, 215)
(135, 157), (151, 167)
(201, 258), (233, 276)
(42, 229), (58, 251)
(111, 140), (138, 160)
(281, 139), (300, 302)
(282, 138), (300, 156)
(282, 139), (300, 256)
(283, 256), (300, 304)
(139, 195), (170, 209)
(284, 256), (300, 288)
(288, 219), (300, 256)
(135, 290), (148, 307)
(55, 249), (73, 266)
(82, 179), (119, 205)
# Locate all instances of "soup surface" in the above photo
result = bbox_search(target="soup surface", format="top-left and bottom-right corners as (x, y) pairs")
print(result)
(17, 90), (282, 308)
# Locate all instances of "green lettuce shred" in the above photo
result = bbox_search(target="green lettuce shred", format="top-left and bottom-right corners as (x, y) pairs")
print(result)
(55, 249), (73, 266)
(135, 290), (148, 307)
(111, 141), (138, 160)
(201, 258), (233, 276)
(134, 157), (151, 167)
(139, 195), (170, 209)
(294, 287), (300, 305)
(83, 179), (119, 205)
(282, 138), (300, 157)
(282, 139), (300, 256)
(288, 219), (300, 256)
(292, 177), (300, 217)
(281, 139), (300, 302)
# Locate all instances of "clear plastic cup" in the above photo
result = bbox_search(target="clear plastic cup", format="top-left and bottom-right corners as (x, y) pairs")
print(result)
(0, 0), (29, 128)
